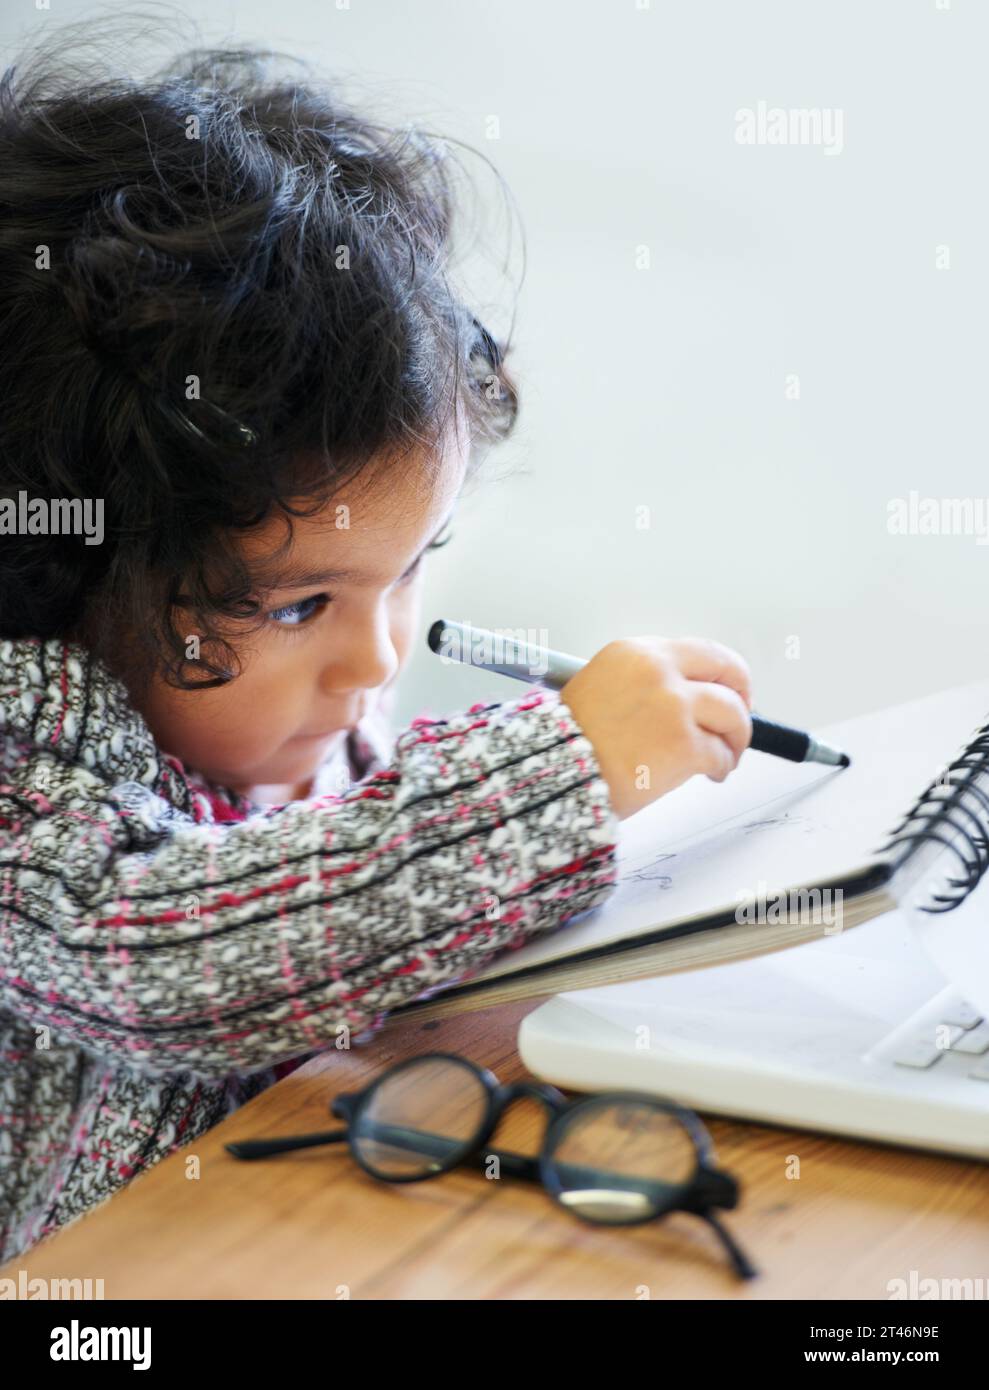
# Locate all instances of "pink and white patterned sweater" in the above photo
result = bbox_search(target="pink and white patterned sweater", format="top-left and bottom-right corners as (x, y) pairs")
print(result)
(0, 636), (620, 1263)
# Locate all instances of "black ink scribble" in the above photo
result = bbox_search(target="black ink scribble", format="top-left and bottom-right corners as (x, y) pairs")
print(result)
(625, 852), (676, 888)
(741, 812), (816, 835)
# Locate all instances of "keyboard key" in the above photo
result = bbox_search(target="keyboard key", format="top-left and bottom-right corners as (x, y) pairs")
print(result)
(950, 1022), (989, 1055)
(967, 1055), (989, 1081)
(892, 1038), (948, 1069)
(938, 1000), (984, 1030)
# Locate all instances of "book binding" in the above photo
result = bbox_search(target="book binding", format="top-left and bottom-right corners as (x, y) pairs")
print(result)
(881, 716), (989, 913)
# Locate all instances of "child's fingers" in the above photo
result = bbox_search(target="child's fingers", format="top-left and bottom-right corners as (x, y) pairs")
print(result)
(691, 683), (753, 764)
(662, 636), (753, 710)
(693, 729), (738, 783)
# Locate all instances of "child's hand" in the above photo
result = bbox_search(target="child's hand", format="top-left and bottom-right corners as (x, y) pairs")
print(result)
(559, 636), (753, 821)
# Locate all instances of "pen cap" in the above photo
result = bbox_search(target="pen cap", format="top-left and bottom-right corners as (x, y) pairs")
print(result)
(427, 618), (586, 689)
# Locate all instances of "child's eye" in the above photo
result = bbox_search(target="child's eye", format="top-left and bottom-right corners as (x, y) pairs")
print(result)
(428, 526), (454, 552)
(267, 530), (454, 626)
(268, 593), (331, 628)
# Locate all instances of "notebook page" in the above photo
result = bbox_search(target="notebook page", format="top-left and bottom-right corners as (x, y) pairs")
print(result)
(475, 677), (989, 982)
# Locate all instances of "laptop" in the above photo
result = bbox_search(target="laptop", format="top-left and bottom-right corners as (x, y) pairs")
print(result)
(518, 908), (989, 1160)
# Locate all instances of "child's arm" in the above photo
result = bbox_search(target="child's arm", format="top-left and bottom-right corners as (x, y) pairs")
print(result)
(1, 690), (619, 1080)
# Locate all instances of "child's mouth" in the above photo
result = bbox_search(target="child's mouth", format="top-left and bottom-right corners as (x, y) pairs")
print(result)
(293, 699), (375, 743)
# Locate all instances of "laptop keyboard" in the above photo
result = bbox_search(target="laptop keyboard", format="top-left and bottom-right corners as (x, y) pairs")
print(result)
(869, 986), (989, 1080)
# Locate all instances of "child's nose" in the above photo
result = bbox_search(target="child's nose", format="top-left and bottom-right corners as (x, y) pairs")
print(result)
(317, 614), (399, 696)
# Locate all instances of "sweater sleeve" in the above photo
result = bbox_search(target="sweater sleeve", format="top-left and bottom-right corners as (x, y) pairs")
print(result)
(0, 690), (620, 1080)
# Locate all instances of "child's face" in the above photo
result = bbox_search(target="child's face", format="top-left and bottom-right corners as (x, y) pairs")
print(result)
(135, 431), (468, 800)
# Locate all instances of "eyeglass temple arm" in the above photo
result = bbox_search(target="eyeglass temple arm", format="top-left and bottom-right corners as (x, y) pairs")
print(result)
(224, 1113), (535, 1170)
(701, 1210), (759, 1280)
(476, 1145), (757, 1279)
(226, 1130), (348, 1160)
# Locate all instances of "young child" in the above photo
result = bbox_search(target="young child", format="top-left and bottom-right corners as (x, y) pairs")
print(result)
(0, 36), (752, 1263)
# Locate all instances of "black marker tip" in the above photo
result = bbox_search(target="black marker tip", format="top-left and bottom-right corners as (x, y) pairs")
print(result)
(839, 754), (851, 768)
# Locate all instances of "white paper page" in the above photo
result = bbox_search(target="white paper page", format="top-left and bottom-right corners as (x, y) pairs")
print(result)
(475, 677), (989, 982)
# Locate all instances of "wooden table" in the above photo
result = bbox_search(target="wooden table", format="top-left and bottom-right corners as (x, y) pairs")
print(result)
(4, 998), (988, 1299)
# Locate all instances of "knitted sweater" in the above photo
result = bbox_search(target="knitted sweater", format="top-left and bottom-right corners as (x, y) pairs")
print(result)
(0, 636), (620, 1264)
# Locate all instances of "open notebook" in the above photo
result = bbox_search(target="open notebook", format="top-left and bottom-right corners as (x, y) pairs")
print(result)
(391, 678), (989, 1024)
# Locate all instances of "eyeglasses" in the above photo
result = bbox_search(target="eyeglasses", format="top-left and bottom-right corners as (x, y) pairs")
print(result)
(225, 1052), (757, 1281)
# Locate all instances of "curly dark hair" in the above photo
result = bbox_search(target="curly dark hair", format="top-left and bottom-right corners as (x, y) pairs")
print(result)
(0, 17), (521, 701)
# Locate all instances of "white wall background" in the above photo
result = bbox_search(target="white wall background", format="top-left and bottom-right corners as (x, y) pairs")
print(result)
(4, 0), (986, 733)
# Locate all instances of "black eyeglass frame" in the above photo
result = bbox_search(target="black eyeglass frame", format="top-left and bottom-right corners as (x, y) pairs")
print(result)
(226, 1051), (757, 1280)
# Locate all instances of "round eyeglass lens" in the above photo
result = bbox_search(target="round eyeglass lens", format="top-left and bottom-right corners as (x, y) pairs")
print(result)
(351, 1056), (489, 1179)
(545, 1098), (698, 1223)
